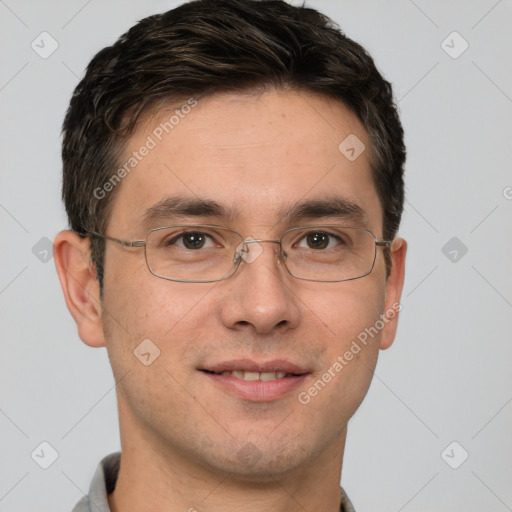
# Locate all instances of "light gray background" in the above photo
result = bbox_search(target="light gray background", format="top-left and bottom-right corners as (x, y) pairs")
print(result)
(1, 1), (511, 511)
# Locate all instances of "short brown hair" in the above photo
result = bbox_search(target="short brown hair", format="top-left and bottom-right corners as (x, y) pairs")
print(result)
(62, 0), (405, 288)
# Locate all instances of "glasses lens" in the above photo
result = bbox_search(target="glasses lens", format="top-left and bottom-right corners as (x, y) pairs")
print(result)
(281, 226), (377, 281)
(145, 226), (243, 282)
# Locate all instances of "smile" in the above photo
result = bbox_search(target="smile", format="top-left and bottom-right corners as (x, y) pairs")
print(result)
(199, 359), (310, 402)
(203, 370), (295, 381)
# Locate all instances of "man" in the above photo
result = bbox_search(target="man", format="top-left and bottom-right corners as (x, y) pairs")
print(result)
(54, 0), (407, 510)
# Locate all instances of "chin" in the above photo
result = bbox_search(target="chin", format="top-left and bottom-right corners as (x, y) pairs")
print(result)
(201, 433), (316, 481)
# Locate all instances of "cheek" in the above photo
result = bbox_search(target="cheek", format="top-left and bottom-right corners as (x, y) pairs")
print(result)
(304, 280), (385, 347)
(101, 255), (218, 373)
(103, 244), (201, 332)
(100, 276), (226, 449)
(100, 279), (210, 424)
(298, 282), (385, 404)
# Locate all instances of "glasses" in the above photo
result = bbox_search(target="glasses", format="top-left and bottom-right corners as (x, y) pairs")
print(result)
(85, 224), (392, 283)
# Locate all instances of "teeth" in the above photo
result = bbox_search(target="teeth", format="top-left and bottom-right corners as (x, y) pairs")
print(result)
(219, 370), (289, 381)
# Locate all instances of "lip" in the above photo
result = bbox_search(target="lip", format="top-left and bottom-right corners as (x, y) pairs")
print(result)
(201, 358), (310, 375)
(199, 359), (310, 402)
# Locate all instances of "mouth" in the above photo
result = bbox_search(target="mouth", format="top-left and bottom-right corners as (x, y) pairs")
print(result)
(199, 359), (310, 402)
(201, 369), (303, 380)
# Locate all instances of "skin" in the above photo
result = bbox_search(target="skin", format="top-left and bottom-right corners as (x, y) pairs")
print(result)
(55, 88), (406, 512)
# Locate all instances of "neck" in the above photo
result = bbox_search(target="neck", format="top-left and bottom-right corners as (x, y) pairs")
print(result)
(109, 450), (344, 512)
(108, 407), (347, 512)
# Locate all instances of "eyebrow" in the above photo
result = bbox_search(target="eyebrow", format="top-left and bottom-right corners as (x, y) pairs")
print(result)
(141, 195), (367, 228)
(142, 196), (238, 228)
(276, 197), (368, 226)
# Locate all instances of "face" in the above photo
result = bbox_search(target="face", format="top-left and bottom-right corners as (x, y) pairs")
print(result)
(93, 89), (405, 478)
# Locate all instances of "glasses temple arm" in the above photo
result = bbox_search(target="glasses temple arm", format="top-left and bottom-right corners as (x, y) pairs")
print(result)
(83, 230), (145, 248)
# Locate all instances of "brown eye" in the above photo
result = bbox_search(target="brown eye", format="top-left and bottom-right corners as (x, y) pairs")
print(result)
(306, 233), (329, 249)
(182, 233), (206, 249)
(163, 231), (215, 250)
(306, 232), (330, 249)
(181, 232), (207, 249)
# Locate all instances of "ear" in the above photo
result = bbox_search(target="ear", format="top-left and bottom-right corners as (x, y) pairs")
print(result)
(54, 230), (106, 348)
(379, 237), (407, 350)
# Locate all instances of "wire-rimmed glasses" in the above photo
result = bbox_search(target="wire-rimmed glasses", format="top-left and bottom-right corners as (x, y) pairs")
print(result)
(84, 224), (392, 283)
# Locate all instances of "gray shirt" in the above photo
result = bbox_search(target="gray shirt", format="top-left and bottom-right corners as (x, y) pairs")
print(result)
(72, 452), (355, 512)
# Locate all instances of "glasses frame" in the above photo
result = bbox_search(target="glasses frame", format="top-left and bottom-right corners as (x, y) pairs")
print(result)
(84, 224), (392, 283)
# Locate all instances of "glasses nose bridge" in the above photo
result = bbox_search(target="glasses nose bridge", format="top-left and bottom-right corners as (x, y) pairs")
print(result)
(241, 238), (282, 253)
(246, 238), (281, 245)
(233, 237), (284, 266)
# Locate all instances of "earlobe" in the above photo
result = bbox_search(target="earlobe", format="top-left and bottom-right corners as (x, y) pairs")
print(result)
(380, 237), (407, 350)
(54, 230), (106, 348)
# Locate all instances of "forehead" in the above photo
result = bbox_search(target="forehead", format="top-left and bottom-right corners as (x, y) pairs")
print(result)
(107, 88), (382, 233)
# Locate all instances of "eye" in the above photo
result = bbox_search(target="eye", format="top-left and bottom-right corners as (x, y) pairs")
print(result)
(296, 231), (342, 250)
(169, 231), (217, 250)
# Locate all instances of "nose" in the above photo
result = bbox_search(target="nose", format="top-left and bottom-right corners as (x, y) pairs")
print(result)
(219, 240), (300, 335)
